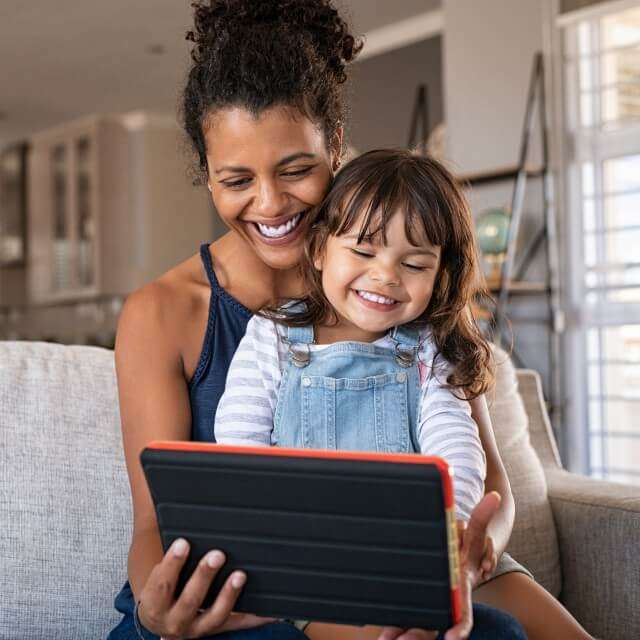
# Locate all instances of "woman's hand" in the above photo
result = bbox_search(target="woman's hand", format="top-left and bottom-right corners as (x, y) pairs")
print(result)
(375, 492), (502, 640)
(375, 569), (473, 640)
(137, 538), (274, 639)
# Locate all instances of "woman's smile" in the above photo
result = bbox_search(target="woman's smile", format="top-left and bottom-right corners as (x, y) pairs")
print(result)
(248, 209), (310, 245)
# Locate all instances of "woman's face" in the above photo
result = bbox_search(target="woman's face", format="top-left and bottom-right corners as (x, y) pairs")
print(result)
(205, 106), (338, 271)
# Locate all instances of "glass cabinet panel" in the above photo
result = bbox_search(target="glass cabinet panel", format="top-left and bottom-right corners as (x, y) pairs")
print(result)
(51, 144), (71, 291)
(76, 137), (94, 287)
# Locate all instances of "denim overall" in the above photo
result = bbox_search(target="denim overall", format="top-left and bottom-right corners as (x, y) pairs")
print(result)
(273, 323), (422, 454)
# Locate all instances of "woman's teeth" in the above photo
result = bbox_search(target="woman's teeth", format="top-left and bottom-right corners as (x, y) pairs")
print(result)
(256, 213), (302, 238)
(357, 290), (397, 305)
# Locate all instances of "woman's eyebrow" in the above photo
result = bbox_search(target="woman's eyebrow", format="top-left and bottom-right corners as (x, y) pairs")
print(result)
(214, 152), (317, 174)
(276, 152), (317, 166)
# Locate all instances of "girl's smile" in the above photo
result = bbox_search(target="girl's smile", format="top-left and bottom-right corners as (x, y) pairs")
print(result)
(315, 209), (441, 343)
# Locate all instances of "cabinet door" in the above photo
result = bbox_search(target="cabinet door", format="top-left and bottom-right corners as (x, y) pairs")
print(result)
(50, 142), (73, 293)
(75, 136), (96, 288)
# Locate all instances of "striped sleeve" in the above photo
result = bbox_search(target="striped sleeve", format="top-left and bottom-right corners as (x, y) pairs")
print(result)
(417, 348), (486, 522)
(214, 315), (282, 447)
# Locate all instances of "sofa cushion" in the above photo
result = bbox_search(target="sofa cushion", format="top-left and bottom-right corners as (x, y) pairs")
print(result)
(489, 347), (562, 597)
(0, 341), (130, 640)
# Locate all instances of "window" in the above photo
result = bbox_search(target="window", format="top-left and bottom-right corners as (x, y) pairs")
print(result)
(561, 3), (640, 484)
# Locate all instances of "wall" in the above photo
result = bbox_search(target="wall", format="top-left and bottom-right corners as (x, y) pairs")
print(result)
(347, 36), (444, 153)
(443, 1), (560, 428)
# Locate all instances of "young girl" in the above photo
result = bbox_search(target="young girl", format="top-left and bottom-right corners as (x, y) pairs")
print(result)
(214, 149), (517, 638)
(215, 149), (490, 529)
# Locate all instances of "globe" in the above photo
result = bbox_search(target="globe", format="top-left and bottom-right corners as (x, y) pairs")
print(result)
(476, 207), (510, 256)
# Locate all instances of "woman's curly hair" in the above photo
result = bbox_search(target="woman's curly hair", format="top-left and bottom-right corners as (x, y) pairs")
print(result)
(268, 149), (495, 400)
(183, 0), (362, 182)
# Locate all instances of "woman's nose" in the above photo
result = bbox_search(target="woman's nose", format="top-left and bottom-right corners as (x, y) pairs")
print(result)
(253, 178), (287, 218)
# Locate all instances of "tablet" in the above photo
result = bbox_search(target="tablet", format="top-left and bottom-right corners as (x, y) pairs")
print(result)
(141, 441), (461, 630)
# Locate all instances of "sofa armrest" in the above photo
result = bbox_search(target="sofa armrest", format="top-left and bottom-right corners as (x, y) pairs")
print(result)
(545, 469), (640, 640)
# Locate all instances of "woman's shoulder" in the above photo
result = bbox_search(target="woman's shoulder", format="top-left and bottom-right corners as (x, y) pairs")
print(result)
(116, 251), (211, 377)
(122, 252), (207, 324)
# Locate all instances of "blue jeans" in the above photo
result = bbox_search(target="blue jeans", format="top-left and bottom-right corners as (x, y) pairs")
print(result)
(107, 582), (527, 640)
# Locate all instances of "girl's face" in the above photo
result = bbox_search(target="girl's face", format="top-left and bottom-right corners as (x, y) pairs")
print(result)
(205, 106), (338, 271)
(315, 210), (441, 343)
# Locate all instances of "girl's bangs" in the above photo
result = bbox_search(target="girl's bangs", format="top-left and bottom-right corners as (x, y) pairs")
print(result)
(333, 167), (449, 249)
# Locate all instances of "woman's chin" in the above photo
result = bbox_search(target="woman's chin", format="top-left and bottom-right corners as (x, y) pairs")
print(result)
(257, 246), (304, 272)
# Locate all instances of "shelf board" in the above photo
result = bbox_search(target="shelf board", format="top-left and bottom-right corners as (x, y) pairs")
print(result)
(485, 279), (549, 294)
(458, 164), (545, 187)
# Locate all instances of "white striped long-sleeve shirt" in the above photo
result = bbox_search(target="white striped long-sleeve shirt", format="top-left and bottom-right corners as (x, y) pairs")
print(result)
(215, 315), (486, 521)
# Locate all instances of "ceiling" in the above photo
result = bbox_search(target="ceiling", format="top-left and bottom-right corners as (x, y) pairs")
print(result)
(0, 0), (441, 147)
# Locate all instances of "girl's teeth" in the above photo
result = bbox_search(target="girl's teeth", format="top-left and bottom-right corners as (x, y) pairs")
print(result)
(257, 213), (301, 238)
(358, 290), (396, 305)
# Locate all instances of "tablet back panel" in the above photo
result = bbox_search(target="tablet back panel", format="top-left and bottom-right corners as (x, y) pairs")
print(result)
(141, 443), (460, 630)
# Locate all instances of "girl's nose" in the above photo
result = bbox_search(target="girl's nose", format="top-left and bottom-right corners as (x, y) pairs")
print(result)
(370, 262), (400, 287)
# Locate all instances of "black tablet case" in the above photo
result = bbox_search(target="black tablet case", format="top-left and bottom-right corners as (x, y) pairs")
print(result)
(141, 442), (460, 630)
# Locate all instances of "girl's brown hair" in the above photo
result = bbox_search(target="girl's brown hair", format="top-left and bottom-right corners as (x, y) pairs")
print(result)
(271, 148), (493, 399)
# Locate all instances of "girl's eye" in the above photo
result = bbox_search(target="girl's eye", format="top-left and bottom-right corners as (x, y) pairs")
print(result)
(403, 263), (428, 272)
(350, 248), (374, 258)
(282, 166), (314, 178)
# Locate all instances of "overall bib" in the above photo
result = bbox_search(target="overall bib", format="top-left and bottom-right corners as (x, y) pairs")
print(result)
(273, 323), (422, 454)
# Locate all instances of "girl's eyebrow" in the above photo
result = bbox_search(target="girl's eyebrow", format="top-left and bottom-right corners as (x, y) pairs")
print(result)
(214, 152), (317, 174)
(405, 247), (440, 259)
(342, 233), (439, 259)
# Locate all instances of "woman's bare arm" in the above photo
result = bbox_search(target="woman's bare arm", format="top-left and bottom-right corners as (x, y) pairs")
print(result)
(115, 282), (271, 637)
(469, 394), (514, 557)
(115, 282), (193, 598)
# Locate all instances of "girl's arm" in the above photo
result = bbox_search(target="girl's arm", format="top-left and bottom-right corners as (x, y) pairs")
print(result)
(469, 395), (515, 558)
(214, 316), (281, 446)
(417, 356), (486, 523)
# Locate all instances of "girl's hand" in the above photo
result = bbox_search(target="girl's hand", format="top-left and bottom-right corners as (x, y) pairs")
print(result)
(456, 525), (497, 587)
(137, 538), (274, 639)
(458, 492), (502, 588)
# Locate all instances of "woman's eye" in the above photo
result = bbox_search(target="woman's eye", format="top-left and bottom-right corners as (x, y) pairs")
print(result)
(350, 248), (374, 258)
(282, 166), (314, 178)
(222, 177), (252, 189)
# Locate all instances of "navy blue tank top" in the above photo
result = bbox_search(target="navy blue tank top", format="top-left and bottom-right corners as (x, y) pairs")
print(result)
(189, 243), (252, 441)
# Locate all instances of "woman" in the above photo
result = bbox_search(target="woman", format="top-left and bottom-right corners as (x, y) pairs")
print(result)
(109, 1), (589, 639)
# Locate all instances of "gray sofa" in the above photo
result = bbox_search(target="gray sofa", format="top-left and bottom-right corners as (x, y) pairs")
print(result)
(0, 341), (638, 639)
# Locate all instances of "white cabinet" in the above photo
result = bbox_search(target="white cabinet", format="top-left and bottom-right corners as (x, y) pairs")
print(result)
(28, 113), (219, 303)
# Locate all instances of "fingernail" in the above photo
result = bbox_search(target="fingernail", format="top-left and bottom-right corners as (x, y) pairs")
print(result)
(231, 571), (246, 589)
(171, 538), (189, 557)
(205, 550), (225, 569)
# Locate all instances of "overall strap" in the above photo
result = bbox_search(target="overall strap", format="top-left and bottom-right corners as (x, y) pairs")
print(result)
(284, 324), (314, 368)
(286, 324), (314, 345)
(390, 325), (421, 368)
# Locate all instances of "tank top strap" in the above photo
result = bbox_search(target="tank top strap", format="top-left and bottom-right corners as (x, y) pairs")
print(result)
(199, 242), (221, 292)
